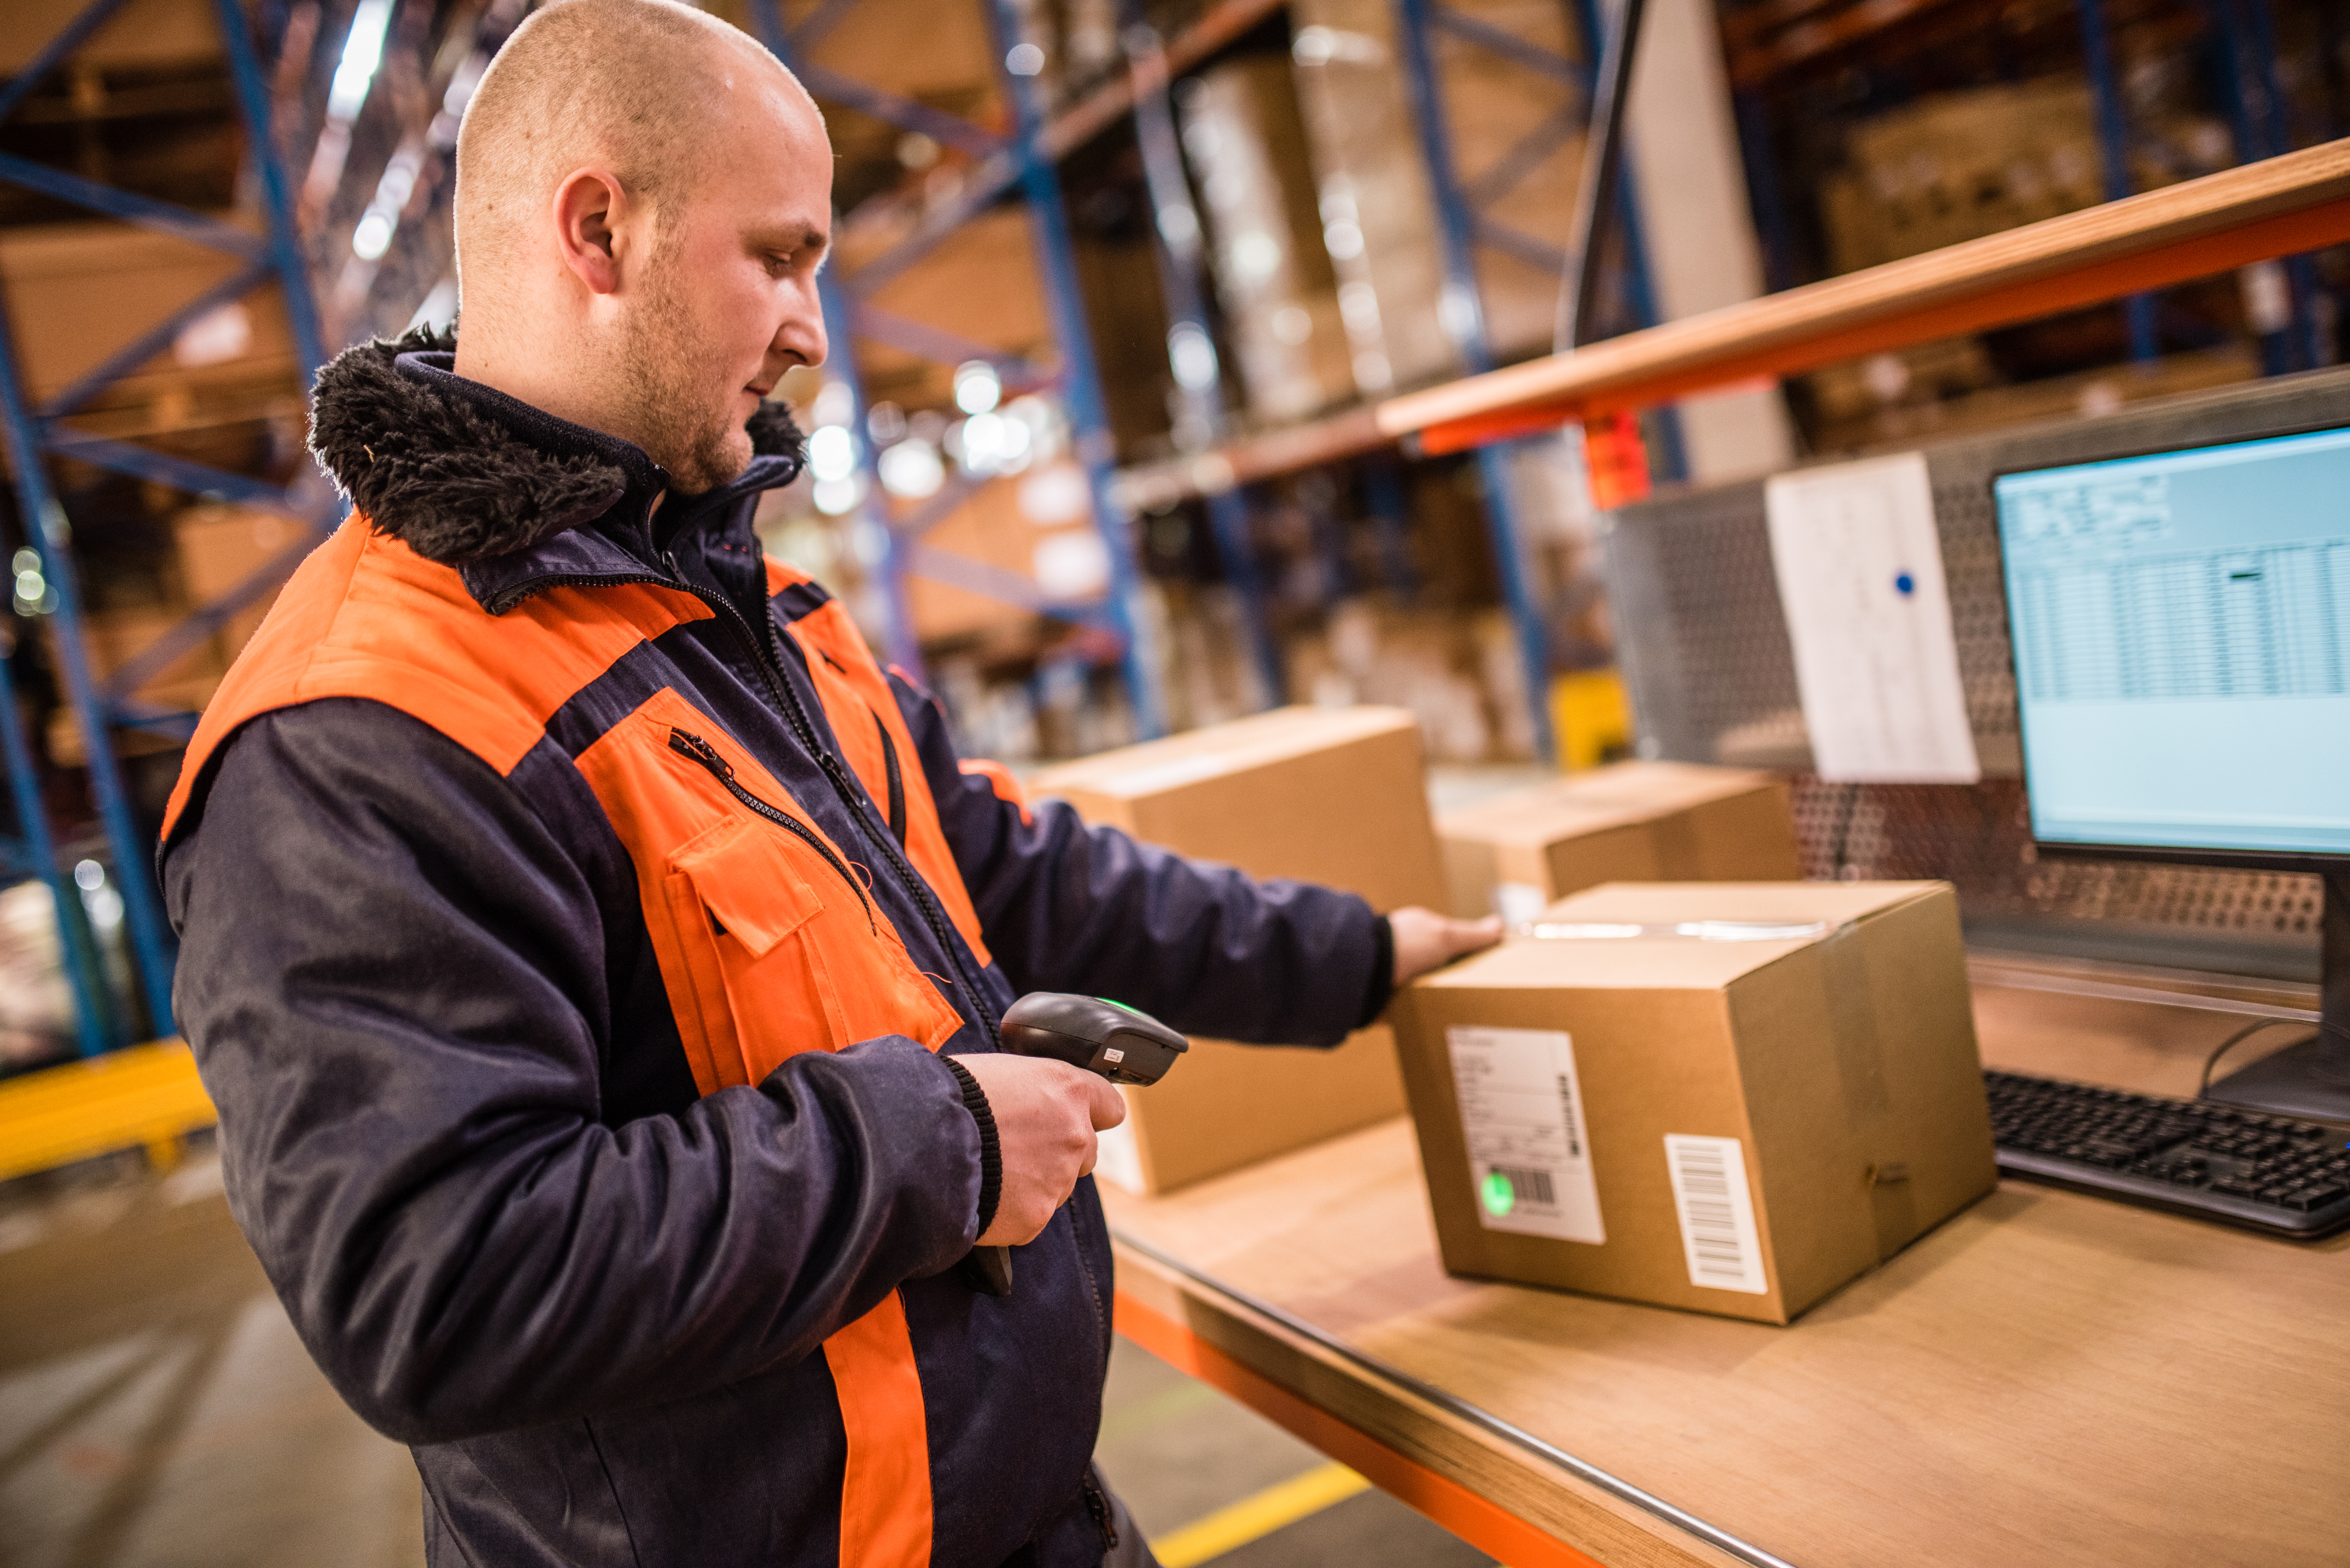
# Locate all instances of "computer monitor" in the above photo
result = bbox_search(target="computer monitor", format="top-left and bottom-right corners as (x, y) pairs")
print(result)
(1994, 423), (2350, 1123)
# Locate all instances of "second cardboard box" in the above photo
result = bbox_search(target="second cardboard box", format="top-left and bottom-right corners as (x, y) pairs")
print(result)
(1438, 760), (1801, 923)
(1030, 705), (1447, 1194)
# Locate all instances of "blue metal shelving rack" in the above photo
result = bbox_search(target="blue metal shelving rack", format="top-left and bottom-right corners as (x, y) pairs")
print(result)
(1121, 10), (1285, 710)
(753, 0), (1674, 757)
(1729, 0), (2330, 377)
(0, 0), (332, 1052)
(0, 0), (1706, 1066)
(748, 0), (1171, 740)
(1390, 0), (1675, 761)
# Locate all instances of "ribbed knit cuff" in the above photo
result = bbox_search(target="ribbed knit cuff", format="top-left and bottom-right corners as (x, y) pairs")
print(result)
(1355, 914), (1396, 1029)
(939, 1055), (1002, 1237)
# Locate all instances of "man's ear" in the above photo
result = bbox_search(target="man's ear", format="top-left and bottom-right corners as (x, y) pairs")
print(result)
(551, 167), (630, 296)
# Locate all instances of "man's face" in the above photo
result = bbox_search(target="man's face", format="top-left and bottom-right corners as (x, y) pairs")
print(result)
(622, 82), (831, 494)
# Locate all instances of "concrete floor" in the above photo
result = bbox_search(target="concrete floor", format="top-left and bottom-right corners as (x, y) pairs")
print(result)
(0, 1148), (1493, 1568)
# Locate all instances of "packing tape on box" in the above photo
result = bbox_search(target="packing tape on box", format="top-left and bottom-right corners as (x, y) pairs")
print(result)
(1514, 919), (1833, 942)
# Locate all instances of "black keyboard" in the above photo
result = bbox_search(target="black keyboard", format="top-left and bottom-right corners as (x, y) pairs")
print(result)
(1985, 1070), (2350, 1238)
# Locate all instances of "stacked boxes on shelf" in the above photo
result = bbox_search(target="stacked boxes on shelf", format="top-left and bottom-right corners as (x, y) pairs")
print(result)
(1437, 761), (1802, 922)
(1030, 704), (1448, 1193)
(1177, 55), (1356, 423)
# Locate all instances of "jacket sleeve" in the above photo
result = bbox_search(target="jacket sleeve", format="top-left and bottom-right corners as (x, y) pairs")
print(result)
(163, 699), (982, 1447)
(890, 675), (1390, 1045)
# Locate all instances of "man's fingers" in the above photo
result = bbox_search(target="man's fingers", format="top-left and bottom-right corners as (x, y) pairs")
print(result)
(1451, 914), (1504, 956)
(1389, 905), (1508, 985)
(1083, 1075), (1126, 1130)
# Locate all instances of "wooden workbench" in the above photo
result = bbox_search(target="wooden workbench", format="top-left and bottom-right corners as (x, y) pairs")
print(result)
(1103, 958), (2350, 1568)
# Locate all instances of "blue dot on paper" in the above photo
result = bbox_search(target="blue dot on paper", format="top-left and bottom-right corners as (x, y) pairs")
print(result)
(1894, 571), (1916, 597)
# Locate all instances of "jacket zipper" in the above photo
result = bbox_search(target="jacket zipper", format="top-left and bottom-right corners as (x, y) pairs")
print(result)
(871, 712), (907, 848)
(494, 561), (1001, 1036)
(1080, 1470), (1119, 1551)
(815, 644), (907, 851)
(668, 728), (875, 933)
(667, 557), (999, 1031)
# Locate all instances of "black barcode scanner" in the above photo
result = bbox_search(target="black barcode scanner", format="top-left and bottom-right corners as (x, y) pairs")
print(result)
(999, 992), (1189, 1085)
(965, 993), (1189, 1296)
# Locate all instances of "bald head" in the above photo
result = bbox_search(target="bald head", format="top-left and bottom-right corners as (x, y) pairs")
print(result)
(455, 0), (816, 290)
(446, 0), (833, 493)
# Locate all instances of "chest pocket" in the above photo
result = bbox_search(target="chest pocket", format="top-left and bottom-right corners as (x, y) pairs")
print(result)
(577, 690), (963, 1096)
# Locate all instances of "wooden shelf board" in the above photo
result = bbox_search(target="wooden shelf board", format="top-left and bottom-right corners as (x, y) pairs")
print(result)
(1115, 140), (2350, 502)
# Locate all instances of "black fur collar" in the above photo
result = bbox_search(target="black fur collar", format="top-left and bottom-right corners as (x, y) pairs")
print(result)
(307, 324), (808, 565)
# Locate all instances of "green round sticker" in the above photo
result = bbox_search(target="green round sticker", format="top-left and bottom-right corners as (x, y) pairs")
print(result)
(1479, 1169), (1515, 1217)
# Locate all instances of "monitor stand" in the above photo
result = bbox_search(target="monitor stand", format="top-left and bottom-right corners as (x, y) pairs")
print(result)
(2205, 867), (2350, 1125)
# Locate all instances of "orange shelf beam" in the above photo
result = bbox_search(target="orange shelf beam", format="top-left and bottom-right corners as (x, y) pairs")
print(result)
(1114, 1289), (1607, 1568)
(1113, 139), (2350, 503)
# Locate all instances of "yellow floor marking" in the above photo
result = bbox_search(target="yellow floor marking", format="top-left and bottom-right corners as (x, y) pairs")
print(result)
(1149, 1461), (1373, 1568)
(0, 1040), (213, 1183)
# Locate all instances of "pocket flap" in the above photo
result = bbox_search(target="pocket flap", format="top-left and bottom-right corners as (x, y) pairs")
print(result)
(671, 818), (826, 959)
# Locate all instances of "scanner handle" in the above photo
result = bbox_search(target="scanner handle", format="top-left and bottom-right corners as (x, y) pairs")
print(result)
(964, 993), (1187, 1296)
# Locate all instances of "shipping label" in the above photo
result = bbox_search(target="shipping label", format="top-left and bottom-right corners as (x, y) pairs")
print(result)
(1446, 1026), (1605, 1244)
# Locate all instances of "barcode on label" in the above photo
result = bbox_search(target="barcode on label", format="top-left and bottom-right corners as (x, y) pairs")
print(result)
(1447, 1026), (1605, 1244)
(1662, 1134), (1768, 1294)
(1489, 1164), (1556, 1207)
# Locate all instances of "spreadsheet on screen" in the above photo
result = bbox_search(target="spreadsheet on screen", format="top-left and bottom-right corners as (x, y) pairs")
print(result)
(1994, 424), (2350, 856)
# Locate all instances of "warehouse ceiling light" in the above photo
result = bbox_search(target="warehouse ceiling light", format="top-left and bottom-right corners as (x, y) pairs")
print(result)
(812, 477), (861, 516)
(1167, 322), (1219, 389)
(12, 547), (47, 615)
(811, 381), (856, 428)
(351, 146), (424, 259)
(807, 425), (857, 484)
(878, 439), (945, 499)
(1004, 42), (1045, 77)
(1290, 26), (1384, 67)
(953, 360), (1002, 414)
(949, 408), (1034, 477)
(328, 0), (398, 122)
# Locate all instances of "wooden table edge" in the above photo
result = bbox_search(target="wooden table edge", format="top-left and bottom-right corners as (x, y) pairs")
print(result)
(1109, 1235), (1791, 1568)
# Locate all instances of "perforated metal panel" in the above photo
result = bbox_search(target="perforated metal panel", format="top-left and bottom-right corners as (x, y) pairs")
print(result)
(1605, 367), (2350, 971)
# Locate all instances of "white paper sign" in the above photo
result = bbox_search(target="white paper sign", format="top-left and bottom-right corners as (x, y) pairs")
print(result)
(1663, 1134), (1769, 1294)
(1446, 1026), (1605, 1244)
(1765, 452), (1981, 783)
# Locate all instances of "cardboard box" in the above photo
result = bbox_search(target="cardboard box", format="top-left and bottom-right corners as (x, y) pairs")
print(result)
(1438, 760), (1801, 923)
(1393, 881), (1996, 1324)
(1030, 705), (1447, 1193)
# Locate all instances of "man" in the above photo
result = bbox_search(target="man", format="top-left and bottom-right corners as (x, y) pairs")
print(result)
(161, 2), (1498, 1564)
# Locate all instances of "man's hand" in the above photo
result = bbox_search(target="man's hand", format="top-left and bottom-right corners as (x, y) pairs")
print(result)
(958, 1052), (1127, 1246)
(1390, 906), (1505, 986)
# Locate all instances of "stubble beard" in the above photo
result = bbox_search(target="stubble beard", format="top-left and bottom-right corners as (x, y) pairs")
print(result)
(621, 242), (753, 495)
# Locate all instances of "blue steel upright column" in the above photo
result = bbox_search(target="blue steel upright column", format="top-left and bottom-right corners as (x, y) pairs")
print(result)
(2077, 0), (2159, 363)
(1122, 15), (1283, 709)
(747, 0), (1169, 738)
(0, 0), (337, 1043)
(986, 3), (1168, 739)
(1391, 0), (1554, 760)
(750, 0), (925, 677)
(0, 320), (176, 1038)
